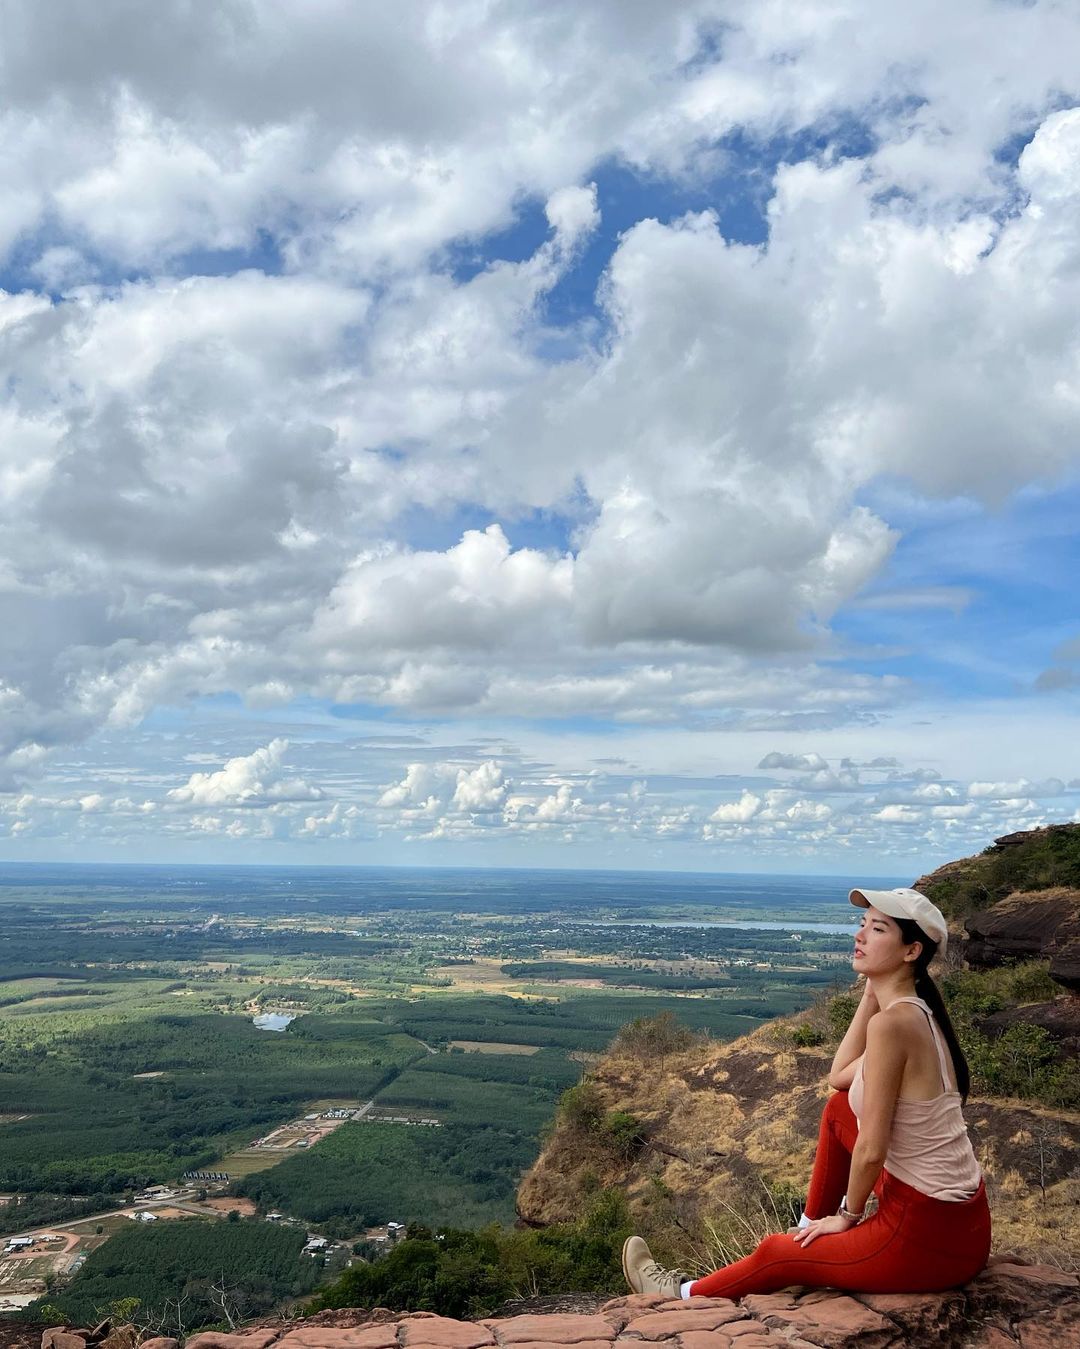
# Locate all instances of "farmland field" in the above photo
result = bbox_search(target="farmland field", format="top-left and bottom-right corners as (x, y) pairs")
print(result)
(0, 863), (858, 1238)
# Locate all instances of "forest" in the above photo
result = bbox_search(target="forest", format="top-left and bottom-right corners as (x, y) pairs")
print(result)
(37, 1218), (322, 1330)
(238, 1121), (541, 1231)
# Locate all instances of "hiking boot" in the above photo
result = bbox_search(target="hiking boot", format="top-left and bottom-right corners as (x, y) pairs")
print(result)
(621, 1235), (690, 1297)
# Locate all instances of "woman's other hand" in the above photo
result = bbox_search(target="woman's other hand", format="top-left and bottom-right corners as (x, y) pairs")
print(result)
(791, 1214), (857, 1246)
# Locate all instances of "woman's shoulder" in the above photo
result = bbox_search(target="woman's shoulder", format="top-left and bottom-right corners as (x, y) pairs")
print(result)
(867, 1000), (926, 1045)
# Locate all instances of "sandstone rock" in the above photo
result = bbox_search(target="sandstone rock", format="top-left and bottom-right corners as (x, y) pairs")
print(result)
(621, 1307), (746, 1340)
(980, 998), (1080, 1055)
(741, 1294), (897, 1348)
(40, 1333), (86, 1349)
(1016, 1301), (1080, 1347)
(492, 1316), (616, 1346)
(296, 1311), (400, 1328)
(964, 1331), (1018, 1348)
(399, 1316), (495, 1349)
(505, 1341), (611, 1349)
(671, 1332), (784, 1349)
(185, 1333), (280, 1349)
(957, 1264), (1080, 1345)
(278, 1329), (400, 1349)
(602, 1298), (667, 1315)
(851, 1288), (966, 1341)
(736, 1296), (797, 1319)
(138, 1339), (179, 1349)
(672, 1332), (749, 1349)
(96, 1327), (138, 1349)
(965, 888), (1080, 990)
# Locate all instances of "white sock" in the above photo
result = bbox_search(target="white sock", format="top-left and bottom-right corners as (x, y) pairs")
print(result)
(680, 1281), (694, 1300)
(797, 1213), (812, 1229)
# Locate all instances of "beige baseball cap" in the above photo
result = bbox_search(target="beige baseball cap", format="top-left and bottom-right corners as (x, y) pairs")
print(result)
(849, 886), (948, 955)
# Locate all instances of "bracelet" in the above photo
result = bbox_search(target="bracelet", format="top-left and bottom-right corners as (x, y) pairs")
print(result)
(838, 1202), (865, 1224)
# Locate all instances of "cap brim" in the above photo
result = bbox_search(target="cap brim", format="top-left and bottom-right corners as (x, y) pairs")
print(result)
(849, 888), (909, 921)
(849, 888), (948, 955)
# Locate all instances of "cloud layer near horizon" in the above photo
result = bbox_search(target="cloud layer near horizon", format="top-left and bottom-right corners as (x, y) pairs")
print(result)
(2, 1), (1079, 862)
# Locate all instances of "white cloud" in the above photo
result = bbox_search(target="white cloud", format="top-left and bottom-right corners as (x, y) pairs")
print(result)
(967, 777), (1065, 800)
(450, 761), (509, 813)
(758, 752), (829, 772)
(167, 739), (323, 808)
(709, 791), (763, 824)
(1, 3), (1080, 866)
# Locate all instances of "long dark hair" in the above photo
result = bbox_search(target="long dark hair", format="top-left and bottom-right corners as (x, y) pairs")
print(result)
(896, 918), (970, 1103)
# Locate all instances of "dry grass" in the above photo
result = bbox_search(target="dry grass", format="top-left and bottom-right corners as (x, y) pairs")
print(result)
(677, 1180), (801, 1273)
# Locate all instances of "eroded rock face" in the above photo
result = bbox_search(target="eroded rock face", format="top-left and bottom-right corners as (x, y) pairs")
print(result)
(40, 1265), (1079, 1349)
(980, 998), (1080, 1058)
(965, 887), (1080, 990)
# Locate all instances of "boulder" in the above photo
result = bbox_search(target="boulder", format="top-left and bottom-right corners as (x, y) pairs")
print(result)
(965, 888), (1080, 990)
(980, 998), (1080, 1056)
(162, 1268), (1080, 1348)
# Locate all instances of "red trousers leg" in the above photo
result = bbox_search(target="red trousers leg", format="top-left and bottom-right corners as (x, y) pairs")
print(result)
(803, 1089), (858, 1221)
(690, 1173), (991, 1301)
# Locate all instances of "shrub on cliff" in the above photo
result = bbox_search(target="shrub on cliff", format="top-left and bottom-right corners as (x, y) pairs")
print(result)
(555, 1083), (648, 1161)
(311, 1190), (633, 1317)
(920, 823), (1080, 918)
(612, 1011), (698, 1064)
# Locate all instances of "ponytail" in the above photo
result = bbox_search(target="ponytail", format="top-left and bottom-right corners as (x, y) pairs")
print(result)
(896, 918), (971, 1103)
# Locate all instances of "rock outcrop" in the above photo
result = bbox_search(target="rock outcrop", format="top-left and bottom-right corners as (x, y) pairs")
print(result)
(38, 1264), (1080, 1349)
(913, 823), (1080, 992)
(515, 1023), (1080, 1265)
(963, 888), (1080, 992)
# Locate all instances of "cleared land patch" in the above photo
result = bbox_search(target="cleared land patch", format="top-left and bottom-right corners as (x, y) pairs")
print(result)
(448, 1040), (540, 1054)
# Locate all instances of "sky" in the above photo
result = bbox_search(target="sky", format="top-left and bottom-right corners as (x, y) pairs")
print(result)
(1, 0), (1080, 876)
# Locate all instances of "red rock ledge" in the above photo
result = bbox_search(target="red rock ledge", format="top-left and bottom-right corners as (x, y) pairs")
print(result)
(39, 1263), (1080, 1349)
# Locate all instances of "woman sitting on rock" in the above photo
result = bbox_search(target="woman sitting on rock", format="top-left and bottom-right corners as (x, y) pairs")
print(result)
(623, 886), (991, 1301)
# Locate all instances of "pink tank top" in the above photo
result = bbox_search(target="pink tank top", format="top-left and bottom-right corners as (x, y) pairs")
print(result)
(848, 996), (982, 1202)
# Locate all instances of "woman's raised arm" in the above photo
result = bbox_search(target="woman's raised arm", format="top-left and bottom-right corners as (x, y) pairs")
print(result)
(827, 980), (880, 1090)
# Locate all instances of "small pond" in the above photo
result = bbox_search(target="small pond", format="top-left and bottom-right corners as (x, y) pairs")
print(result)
(252, 1011), (298, 1032)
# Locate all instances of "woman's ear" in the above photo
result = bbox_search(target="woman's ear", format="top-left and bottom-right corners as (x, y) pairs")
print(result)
(903, 941), (924, 965)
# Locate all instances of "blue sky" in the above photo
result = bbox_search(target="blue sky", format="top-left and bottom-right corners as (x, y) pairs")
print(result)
(0, 0), (1079, 873)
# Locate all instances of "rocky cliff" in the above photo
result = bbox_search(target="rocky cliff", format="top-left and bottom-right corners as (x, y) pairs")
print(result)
(915, 822), (1080, 991)
(31, 1263), (1080, 1349)
(518, 826), (1080, 1270)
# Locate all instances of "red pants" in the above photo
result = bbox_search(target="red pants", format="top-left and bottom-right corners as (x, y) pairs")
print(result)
(690, 1090), (991, 1300)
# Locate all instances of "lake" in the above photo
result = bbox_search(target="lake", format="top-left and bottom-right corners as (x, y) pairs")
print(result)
(252, 1011), (298, 1032)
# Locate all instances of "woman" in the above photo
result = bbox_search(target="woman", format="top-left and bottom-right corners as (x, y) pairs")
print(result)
(622, 886), (991, 1301)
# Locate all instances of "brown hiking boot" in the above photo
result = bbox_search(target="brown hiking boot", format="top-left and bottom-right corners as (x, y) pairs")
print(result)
(621, 1235), (690, 1298)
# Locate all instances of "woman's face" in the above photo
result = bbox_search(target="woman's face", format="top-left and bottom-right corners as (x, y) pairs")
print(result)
(852, 906), (920, 977)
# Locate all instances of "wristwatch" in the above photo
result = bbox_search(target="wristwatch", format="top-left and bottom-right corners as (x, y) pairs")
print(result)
(838, 1194), (865, 1223)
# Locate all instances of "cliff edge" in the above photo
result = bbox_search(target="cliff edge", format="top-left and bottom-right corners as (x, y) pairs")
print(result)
(33, 1264), (1080, 1349)
(517, 826), (1080, 1267)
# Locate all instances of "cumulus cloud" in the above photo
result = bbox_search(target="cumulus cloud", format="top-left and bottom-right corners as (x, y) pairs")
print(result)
(1, 1), (1080, 864)
(377, 760), (510, 820)
(967, 777), (1065, 800)
(758, 752), (829, 772)
(167, 739), (323, 808)
(709, 791), (763, 824)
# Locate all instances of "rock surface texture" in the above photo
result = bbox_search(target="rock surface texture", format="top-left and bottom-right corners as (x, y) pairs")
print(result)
(37, 1265), (1080, 1349)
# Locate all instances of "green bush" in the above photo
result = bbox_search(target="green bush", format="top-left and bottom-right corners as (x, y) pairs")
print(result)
(558, 1082), (606, 1133)
(603, 1110), (646, 1159)
(1007, 964), (1060, 1004)
(312, 1190), (634, 1318)
(826, 993), (860, 1042)
(789, 1023), (826, 1048)
(919, 824), (1080, 919)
